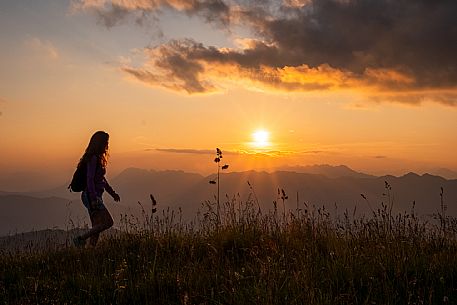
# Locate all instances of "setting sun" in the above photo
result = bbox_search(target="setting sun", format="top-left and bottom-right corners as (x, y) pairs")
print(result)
(252, 129), (270, 148)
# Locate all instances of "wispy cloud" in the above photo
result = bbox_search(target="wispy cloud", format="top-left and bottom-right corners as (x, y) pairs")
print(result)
(76, 0), (457, 106)
(242, 150), (296, 157)
(374, 155), (387, 159)
(72, 0), (230, 27)
(155, 148), (215, 154)
(301, 150), (325, 155)
(24, 37), (59, 60)
(153, 148), (294, 156)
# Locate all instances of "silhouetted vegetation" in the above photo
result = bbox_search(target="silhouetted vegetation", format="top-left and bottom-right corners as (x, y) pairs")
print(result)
(1, 184), (457, 305)
(209, 148), (229, 225)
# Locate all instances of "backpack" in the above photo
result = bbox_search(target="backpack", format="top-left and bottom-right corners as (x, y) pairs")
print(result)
(68, 161), (87, 192)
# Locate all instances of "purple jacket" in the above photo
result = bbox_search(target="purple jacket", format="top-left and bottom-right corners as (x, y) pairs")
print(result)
(86, 155), (115, 202)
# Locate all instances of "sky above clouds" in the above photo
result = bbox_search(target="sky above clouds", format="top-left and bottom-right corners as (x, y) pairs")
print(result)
(0, 0), (456, 190)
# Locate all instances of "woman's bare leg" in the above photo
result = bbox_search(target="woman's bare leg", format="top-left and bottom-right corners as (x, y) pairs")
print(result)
(79, 209), (114, 245)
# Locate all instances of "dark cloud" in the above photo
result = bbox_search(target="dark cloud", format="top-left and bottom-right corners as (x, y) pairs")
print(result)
(122, 41), (211, 94)
(79, 0), (457, 105)
(255, 0), (457, 89)
(186, 0), (230, 26)
(123, 39), (332, 93)
(94, 3), (132, 27)
(75, 0), (230, 28)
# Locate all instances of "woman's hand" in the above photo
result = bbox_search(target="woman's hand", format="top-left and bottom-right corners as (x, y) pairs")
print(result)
(112, 193), (121, 202)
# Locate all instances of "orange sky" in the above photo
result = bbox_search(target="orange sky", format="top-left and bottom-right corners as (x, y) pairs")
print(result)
(0, 1), (456, 190)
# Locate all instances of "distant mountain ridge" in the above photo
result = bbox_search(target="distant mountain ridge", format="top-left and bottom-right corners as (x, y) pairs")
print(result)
(110, 167), (456, 220)
(1, 165), (456, 236)
(278, 164), (376, 179)
(111, 167), (203, 205)
(429, 168), (457, 180)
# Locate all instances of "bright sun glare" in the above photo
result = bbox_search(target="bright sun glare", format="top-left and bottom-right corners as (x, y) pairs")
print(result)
(252, 129), (270, 148)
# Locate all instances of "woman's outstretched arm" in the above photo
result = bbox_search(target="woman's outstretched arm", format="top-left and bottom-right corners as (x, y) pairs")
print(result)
(104, 178), (120, 202)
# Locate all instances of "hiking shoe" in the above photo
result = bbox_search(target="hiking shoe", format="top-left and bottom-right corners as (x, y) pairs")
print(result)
(73, 236), (86, 248)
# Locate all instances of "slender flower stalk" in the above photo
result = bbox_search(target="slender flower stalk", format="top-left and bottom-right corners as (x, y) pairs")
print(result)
(209, 148), (229, 225)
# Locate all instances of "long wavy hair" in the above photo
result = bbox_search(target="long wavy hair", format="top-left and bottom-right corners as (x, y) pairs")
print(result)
(79, 131), (109, 169)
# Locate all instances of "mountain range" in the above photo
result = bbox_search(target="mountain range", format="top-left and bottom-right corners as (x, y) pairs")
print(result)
(1, 165), (456, 236)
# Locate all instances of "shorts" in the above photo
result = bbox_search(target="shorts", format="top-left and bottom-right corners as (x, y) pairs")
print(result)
(81, 191), (107, 214)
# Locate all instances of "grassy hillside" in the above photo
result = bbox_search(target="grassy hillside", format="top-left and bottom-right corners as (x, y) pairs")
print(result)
(1, 194), (457, 305)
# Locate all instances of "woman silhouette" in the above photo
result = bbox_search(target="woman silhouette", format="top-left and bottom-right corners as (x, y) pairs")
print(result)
(73, 131), (120, 247)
